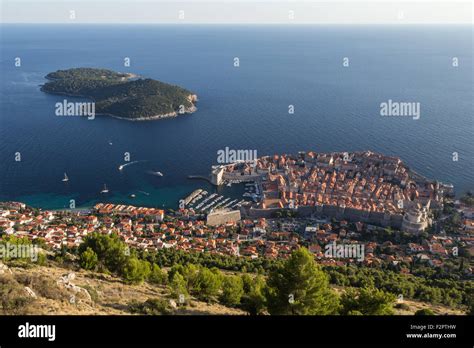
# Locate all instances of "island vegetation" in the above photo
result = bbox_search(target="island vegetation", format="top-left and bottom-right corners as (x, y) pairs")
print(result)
(41, 68), (197, 120)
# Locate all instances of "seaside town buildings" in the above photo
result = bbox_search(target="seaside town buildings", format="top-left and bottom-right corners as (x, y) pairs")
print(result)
(219, 151), (448, 234)
(0, 151), (469, 273)
(0, 196), (472, 275)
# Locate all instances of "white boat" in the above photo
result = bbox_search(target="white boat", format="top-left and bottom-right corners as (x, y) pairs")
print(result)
(62, 173), (69, 182)
(118, 160), (142, 171)
(190, 195), (203, 205)
(130, 194), (136, 198)
(108, 141), (113, 145)
(100, 184), (109, 194)
(223, 199), (238, 208)
(149, 171), (163, 177)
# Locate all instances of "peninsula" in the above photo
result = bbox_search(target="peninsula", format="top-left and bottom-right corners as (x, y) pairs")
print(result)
(41, 68), (197, 120)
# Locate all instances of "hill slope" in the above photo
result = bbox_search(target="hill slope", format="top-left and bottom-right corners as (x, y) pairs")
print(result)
(0, 263), (463, 316)
(0, 263), (244, 315)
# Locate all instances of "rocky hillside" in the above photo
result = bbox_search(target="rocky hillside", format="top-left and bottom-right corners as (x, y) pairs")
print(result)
(0, 262), (244, 315)
(0, 262), (462, 316)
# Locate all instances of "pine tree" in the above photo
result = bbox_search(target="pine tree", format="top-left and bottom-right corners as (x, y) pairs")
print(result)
(241, 274), (267, 315)
(149, 263), (167, 285)
(220, 275), (244, 306)
(340, 287), (395, 315)
(170, 273), (189, 303)
(265, 247), (340, 315)
(193, 268), (222, 302)
(120, 257), (151, 284)
(79, 247), (98, 270)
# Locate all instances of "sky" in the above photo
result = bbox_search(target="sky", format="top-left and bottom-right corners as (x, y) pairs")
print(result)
(0, 0), (472, 24)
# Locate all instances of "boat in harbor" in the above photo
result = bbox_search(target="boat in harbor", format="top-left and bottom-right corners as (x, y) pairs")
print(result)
(223, 199), (238, 208)
(214, 197), (231, 209)
(197, 193), (217, 207)
(100, 184), (109, 194)
(232, 199), (246, 208)
(203, 195), (225, 209)
(199, 195), (222, 211)
(62, 173), (69, 182)
(190, 193), (206, 206)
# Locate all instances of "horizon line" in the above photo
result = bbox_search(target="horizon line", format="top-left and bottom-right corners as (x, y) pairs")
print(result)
(1, 22), (473, 25)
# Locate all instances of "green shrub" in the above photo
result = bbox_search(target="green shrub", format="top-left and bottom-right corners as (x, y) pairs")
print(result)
(192, 268), (222, 302)
(129, 298), (172, 315)
(79, 247), (98, 271)
(340, 287), (396, 315)
(148, 263), (167, 285)
(120, 257), (151, 284)
(414, 308), (435, 315)
(220, 275), (244, 307)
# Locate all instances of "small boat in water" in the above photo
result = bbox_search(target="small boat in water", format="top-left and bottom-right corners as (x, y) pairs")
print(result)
(148, 170), (163, 177)
(62, 173), (69, 182)
(118, 160), (143, 171)
(130, 194), (136, 198)
(100, 184), (109, 194)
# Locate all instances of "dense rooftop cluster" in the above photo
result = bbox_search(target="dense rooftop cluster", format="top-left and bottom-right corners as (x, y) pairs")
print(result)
(224, 151), (445, 214)
(0, 198), (472, 274)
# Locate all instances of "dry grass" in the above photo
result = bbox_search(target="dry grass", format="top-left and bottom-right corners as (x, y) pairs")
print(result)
(1, 264), (245, 315)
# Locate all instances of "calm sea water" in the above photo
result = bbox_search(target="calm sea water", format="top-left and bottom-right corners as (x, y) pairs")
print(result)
(0, 24), (472, 209)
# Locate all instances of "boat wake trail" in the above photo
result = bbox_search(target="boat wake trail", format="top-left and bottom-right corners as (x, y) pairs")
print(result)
(118, 160), (148, 171)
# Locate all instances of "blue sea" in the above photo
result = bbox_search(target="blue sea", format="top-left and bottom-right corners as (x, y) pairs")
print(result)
(0, 24), (472, 209)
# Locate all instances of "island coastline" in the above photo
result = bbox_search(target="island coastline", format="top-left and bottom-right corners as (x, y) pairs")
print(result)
(40, 68), (198, 121)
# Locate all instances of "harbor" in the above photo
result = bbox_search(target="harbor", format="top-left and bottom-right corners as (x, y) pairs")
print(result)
(180, 186), (249, 214)
(184, 165), (263, 214)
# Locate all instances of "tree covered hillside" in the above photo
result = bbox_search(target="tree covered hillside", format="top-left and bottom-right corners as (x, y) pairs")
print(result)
(41, 68), (197, 120)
